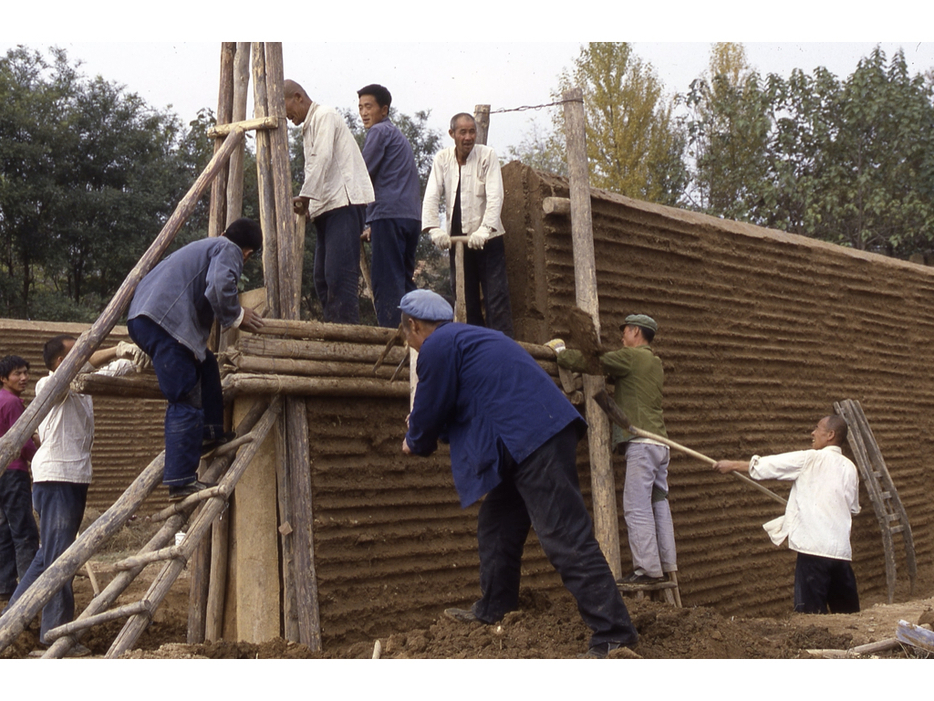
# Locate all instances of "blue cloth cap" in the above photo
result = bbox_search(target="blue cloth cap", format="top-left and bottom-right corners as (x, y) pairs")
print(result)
(399, 289), (454, 322)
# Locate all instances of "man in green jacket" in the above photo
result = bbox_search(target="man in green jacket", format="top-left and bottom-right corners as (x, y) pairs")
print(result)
(550, 314), (676, 585)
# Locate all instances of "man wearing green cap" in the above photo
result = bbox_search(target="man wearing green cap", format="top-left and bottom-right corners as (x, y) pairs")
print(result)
(549, 313), (676, 585)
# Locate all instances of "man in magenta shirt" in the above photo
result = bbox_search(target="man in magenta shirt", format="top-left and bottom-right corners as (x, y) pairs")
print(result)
(0, 355), (39, 602)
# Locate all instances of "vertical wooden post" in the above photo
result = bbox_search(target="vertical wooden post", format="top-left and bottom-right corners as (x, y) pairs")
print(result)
(562, 87), (622, 580)
(208, 43), (236, 239)
(226, 42), (251, 223)
(474, 104), (490, 145)
(264, 42), (321, 652)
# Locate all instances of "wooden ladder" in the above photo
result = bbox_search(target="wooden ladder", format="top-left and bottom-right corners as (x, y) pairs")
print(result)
(0, 397), (280, 658)
(833, 399), (917, 603)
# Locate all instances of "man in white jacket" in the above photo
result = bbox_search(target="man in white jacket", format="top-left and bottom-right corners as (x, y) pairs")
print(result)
(714, 415), (861, 614)
(422, 113), (513, 337)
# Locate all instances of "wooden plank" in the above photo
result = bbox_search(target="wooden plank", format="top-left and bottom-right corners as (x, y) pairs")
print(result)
(563, 86), (620, 578)
(896, 620), (934, 654)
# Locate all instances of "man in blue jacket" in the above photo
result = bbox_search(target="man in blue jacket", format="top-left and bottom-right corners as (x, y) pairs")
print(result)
(128, 219), (265, 500)
(400, 289), (637, 658)
(357, 84), (422, 328)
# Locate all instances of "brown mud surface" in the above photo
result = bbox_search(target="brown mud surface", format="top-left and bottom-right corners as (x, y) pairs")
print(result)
(3, 515), (931, 660)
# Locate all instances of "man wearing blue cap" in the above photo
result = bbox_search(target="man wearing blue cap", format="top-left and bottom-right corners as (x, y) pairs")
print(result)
(400, 289), (638, 658)
(549, 314), (676, 586)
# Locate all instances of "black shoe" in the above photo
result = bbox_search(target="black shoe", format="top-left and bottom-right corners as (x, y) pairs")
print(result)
(201, 431), (236, 457)
(168, 480), (214, 502)
(620, 571), (666, 585)
(444, 607), (485, 624)
(578, 642), (622, 659)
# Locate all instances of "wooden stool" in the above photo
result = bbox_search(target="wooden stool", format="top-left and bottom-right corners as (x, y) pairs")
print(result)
(618, 572), (682, 607)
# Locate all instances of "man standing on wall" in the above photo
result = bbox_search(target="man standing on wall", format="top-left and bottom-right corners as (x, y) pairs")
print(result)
(713, 415), (861, 614)
(0, 356), (38, 604)
(550, 314), (677, 586)
(357, 84), (423, 329)
(422, 113), (513, 337)
(285, 79), (375, 325)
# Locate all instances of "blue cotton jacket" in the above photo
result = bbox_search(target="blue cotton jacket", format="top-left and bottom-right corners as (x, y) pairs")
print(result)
(128, 237), (244, 361)
(405, 323), (586, 507)
(362, 119), (422, 223)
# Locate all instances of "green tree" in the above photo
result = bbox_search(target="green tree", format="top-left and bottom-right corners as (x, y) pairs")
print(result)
(554, 42), (688, 206)
(505, 120), (568, 177)
(0, 46), (209, 321)
(686, 42), (774, 220)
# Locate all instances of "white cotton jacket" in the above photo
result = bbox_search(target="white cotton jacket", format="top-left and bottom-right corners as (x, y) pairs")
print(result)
(299, 102), (374, 220)
(750, 445), (860, 561)
(421, 144), (505, 238)
(31, 360), (134, 484)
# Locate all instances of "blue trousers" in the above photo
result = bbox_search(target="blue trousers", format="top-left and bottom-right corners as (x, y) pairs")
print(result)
(471, 423), (638, 648)
(0, 469), (39, 596)
(313, 204), (366, 325)
(8, 481), (88, 644)
(369, 217), (420, 328)
(794, 552), (860, 614)
(448, 235), (514, 338)
(128, 316), (224, 486)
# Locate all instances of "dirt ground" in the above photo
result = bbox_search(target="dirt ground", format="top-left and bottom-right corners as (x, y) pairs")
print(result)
(2, 514), (931, 660)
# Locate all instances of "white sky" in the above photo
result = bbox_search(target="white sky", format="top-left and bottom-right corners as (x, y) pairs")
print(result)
(4, 5), (933, 156)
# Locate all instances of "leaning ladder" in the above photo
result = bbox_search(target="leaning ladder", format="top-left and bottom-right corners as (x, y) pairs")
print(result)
(833, 399), (917, 603)
(0, 396), (280, 658)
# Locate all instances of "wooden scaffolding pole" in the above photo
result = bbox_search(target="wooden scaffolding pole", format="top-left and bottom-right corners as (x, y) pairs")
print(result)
(562, 87), (622, 580)
(0, 127), (246, 479)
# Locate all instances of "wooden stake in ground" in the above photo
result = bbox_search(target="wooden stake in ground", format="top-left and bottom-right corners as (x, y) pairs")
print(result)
(562, 86), (622, 580)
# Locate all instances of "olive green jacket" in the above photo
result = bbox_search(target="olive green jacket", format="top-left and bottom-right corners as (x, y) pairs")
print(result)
(557, 344), (667, 447)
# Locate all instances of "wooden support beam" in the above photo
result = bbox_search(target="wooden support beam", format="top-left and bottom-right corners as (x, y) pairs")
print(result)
(71, 372), (163, 399)
(208, 42), (236, 239)
(543, 197), (571, 216)
(474, 104), (490, 145)
(563, 86), (622, 580)
(207, 116), (279, 139)
(223, 373), (412, 399)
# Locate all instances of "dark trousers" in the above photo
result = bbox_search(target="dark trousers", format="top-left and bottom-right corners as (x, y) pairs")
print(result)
(9, 482), (88, 644)
(449, 235), (514, 338)
(313, 204), (366, 325)
(0, 469), (39, 595)
(794, 552), (860, 614)
(128, 316), (224, 486)
(369, 217), (420, 328)
(471, 423), (638, 648)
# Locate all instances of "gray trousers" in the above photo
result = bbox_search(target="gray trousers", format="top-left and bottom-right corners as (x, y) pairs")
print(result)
(622, 441), (677, 578)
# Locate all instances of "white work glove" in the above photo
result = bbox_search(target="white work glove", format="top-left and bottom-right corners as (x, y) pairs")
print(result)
(467, 226), (491, 250)
(544, 338), (567, 355)
(429, 228), (451, 251)
(115, 341), (152, 371)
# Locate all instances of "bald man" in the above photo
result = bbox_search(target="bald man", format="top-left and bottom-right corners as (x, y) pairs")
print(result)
(284, 79), (374, 325)
(714, 415), (861, 614)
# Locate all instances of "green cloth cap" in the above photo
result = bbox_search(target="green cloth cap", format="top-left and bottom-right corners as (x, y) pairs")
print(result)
(620, 314), (658, 333)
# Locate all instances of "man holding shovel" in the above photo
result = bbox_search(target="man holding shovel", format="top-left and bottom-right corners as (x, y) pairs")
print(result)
(713, 415), (861, 614)
(400, 289), (637, 658)
(422, 113), (513, 337)
(549, 314), (677, 586)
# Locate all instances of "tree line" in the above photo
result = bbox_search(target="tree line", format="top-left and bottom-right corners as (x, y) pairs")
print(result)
(3, 43), (932, 323)
(509, 42), (934, 260)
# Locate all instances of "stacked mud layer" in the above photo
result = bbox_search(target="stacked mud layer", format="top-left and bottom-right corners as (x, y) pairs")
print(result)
(501, 161), (932, 618)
